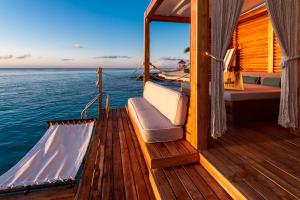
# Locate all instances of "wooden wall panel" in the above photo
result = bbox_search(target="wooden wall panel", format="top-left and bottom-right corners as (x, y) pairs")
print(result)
(232, 6), (282, 74)
(184, 102), (193, 143)
(274, 37), (282, 73)
(238, 14), (269, 72)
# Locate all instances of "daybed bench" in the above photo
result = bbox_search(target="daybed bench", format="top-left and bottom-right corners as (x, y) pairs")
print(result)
(127, 81), (199, 169)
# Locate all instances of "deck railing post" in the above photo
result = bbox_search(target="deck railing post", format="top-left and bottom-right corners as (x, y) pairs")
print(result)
(97, 67), (102, 117)
(144, 17), (150, 85)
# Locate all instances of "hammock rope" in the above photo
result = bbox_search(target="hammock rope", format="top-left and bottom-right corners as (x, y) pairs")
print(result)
(149, 63), (186, 73)
(100, 62), (190, 87)
(150, 73), (189, 83)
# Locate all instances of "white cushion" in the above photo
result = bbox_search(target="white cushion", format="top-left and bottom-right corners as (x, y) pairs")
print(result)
(143, 81), (188, 126)
(128, 98), (183, 143)
(224, 84), (281, 101)
(179, 83), (281, 101)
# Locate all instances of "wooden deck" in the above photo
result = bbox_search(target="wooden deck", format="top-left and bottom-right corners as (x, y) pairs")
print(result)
(150, 164), (231, 199)
(0, 108), (229, 200)
(2, 109), (299, 200)
(201, 123), (300, 200)
(76, 108), (230, 200)
(76, 109), (155, 200)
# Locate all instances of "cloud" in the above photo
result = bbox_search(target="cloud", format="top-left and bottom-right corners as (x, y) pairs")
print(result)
(16, 54), (31, 59)
(94, 56), (132, 59)
(152, 57), (189, 68)
(61, 58), (73, 62)
(72, 44), (83, 49)
(0, 55), (13, 59)
(159, 57), (185, 61)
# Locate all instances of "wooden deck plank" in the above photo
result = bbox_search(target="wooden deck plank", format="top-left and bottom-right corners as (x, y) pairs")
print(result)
(193, 165), (231, 200)
(173, 166), (205, 200)
(213, 139), (277, 199)
(150, 169), (177, 200)
(122, 109), (156, 200)
(237, 126), (300, 163)
(184, 165), (220, 200)
(75, 119), (103, 200)
(100, 110), (114, 200)
(89, 111), (109, 200)
(227, 127), (300, 179)
(219, 133), (299, 199)
(120, 110), (152, 200)
(202, 148), (262, 199)
(112, 110), (126, 199)
(213, 138), (294, 200)
(246, 123), (300, 147)
(202, 123), (300, 200)
(118, 110), (138, 200)
(163, 168), (192, 200)
(75, 108), (154, 200)
(151, 164), (231, 200)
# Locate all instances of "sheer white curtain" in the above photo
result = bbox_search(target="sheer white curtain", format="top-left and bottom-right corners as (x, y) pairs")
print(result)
(210, 0), (244, 138)
(266, 0), (300, 128)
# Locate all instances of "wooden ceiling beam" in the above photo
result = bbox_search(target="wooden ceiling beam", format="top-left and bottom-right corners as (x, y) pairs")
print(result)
(145, 0), (164, 19)
(150, 15), (190, 23)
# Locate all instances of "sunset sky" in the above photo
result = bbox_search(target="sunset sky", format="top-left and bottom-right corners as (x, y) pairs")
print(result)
(0, 0), (190, 68)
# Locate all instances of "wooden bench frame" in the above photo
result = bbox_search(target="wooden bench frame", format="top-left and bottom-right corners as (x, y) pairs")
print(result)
(126, 106), (199, 169)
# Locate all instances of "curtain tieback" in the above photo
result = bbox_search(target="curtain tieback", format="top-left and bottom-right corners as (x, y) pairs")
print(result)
(280, 56), (300, 69)
(205, 52), (225, 71)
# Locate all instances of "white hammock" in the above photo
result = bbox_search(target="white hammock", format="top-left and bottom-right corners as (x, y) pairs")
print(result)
(0, 122), (94, 190)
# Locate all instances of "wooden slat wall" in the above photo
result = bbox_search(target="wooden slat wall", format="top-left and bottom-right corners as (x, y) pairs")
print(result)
(273, 36), (282, 73)
(232, 7), (282, 73)
(238, 14), (269, 72)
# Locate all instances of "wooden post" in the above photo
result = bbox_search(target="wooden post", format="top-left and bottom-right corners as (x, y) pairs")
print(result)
(190, 0), (210, 150)
(267, 20), (274, 73)
(97, 67), (102, 117)
(144, 17), (151, 84)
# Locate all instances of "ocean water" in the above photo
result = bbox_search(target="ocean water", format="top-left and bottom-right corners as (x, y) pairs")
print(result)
(0, 68), (180, 176)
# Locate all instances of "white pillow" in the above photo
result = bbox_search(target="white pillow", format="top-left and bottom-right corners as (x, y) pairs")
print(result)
(143, 81), (188, 126)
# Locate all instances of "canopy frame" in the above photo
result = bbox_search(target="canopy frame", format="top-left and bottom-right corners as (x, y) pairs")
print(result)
(143, 0), (300, 151)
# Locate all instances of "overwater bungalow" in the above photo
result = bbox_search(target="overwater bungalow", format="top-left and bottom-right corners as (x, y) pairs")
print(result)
(1, 0), (300, 199)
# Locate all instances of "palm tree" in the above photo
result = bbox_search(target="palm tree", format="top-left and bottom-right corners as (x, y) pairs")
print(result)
(184, 47), (190, 54)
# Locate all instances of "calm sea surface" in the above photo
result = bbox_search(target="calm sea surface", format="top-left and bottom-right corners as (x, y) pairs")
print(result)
(0, 68), (180, 176)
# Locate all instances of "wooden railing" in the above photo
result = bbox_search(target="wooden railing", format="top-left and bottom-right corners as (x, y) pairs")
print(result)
(81, 67), (103, 119)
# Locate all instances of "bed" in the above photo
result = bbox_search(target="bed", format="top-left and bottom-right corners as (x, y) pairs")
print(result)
(224, 84), (280, 123)
(181, 82), (281, 124)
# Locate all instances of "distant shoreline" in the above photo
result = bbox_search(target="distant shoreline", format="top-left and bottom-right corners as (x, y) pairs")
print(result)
(0, 67), (141, 70)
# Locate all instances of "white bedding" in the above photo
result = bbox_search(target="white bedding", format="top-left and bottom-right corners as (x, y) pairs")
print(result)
(224, 84), (281, 101)
(181, 83), (281, 101)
